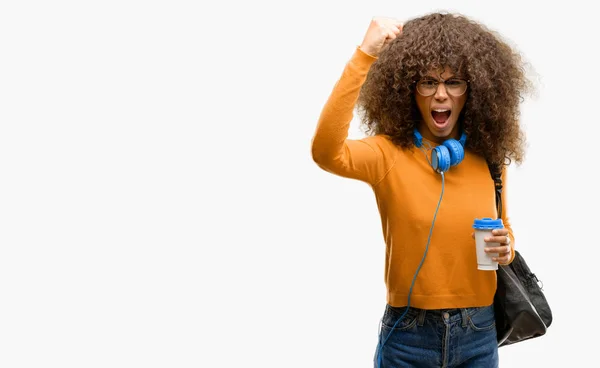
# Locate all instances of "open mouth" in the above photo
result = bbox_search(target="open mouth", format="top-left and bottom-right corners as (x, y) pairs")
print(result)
(431, 109), (451, 127)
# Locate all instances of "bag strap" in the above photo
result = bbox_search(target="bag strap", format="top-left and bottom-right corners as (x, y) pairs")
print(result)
(487, 162), (503, 219)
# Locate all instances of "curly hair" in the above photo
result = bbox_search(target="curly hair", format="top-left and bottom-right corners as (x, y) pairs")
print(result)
(357, 12), (533, 166)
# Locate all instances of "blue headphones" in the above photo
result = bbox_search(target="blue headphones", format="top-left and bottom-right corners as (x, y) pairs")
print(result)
(413, 130), (467, 173)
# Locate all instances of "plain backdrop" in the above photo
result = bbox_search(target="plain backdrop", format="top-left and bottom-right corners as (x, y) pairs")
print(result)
(0, 0), (597, 367)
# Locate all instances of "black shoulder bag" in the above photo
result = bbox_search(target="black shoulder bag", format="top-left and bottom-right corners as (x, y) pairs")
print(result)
(488, 163), (553, 347)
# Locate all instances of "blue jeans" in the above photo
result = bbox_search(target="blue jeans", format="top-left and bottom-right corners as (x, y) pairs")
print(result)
(374, 304), (499, 368)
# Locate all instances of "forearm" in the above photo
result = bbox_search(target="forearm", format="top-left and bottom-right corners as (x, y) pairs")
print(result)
(311, 47), (378, 168)
(501, 167), (516, 263)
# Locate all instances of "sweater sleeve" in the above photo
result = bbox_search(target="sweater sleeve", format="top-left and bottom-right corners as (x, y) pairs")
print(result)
(311, 47), (396, 185)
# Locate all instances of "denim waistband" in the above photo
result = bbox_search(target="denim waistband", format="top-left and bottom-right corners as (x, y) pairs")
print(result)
(387, 304), (493, 328)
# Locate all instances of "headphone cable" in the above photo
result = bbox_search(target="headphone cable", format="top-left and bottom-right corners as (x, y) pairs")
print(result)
(376, 171), (445, 367)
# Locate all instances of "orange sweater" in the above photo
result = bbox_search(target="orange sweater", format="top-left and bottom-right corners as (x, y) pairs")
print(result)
(311, 47), (515, 309)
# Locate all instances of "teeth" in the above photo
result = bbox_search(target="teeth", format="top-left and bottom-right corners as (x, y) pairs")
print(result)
(433, 109), (450, 112)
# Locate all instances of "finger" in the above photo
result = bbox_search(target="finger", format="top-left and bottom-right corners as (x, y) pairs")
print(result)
(485, 245), (511, 254)
(390, 25), (402, 35)
(484, 236), (507, 243)
(389, 19), (403, 29)
(491, 229), (508, 236)
(376, 17), (402, 34)
(494, 256), (510, 264)
(484, 234), (509, 244)
(371, 19), (391, 37)
(381, 31), (397, 49)
(493, 253), (511, 264)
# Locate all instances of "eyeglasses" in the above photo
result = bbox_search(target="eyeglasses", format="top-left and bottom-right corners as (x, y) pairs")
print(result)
(416, 78), (469, 97)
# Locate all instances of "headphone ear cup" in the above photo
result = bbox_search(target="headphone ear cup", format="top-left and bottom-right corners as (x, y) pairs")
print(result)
(443, 139), (465, 167)
(431, 145), (451, 173)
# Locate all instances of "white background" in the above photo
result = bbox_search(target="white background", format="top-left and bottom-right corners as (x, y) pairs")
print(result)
(0, 0), (597, 367)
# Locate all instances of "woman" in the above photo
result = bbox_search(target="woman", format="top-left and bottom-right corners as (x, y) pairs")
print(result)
(311, 12), (531, 367)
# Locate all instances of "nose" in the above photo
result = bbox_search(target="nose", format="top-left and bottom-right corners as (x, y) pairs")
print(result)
(434, 82), (449, 100)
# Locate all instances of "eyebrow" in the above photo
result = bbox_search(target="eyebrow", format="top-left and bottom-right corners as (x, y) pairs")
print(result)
(422, 74), (461, 80)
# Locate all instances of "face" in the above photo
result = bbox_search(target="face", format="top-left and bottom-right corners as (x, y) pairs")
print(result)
(415, 66), (467, 143)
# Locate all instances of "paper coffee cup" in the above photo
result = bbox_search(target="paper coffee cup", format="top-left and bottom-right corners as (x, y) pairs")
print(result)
(472, 218), (504, 271)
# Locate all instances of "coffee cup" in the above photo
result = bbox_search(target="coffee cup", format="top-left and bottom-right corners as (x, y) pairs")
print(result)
(472, 217), (504, 271)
